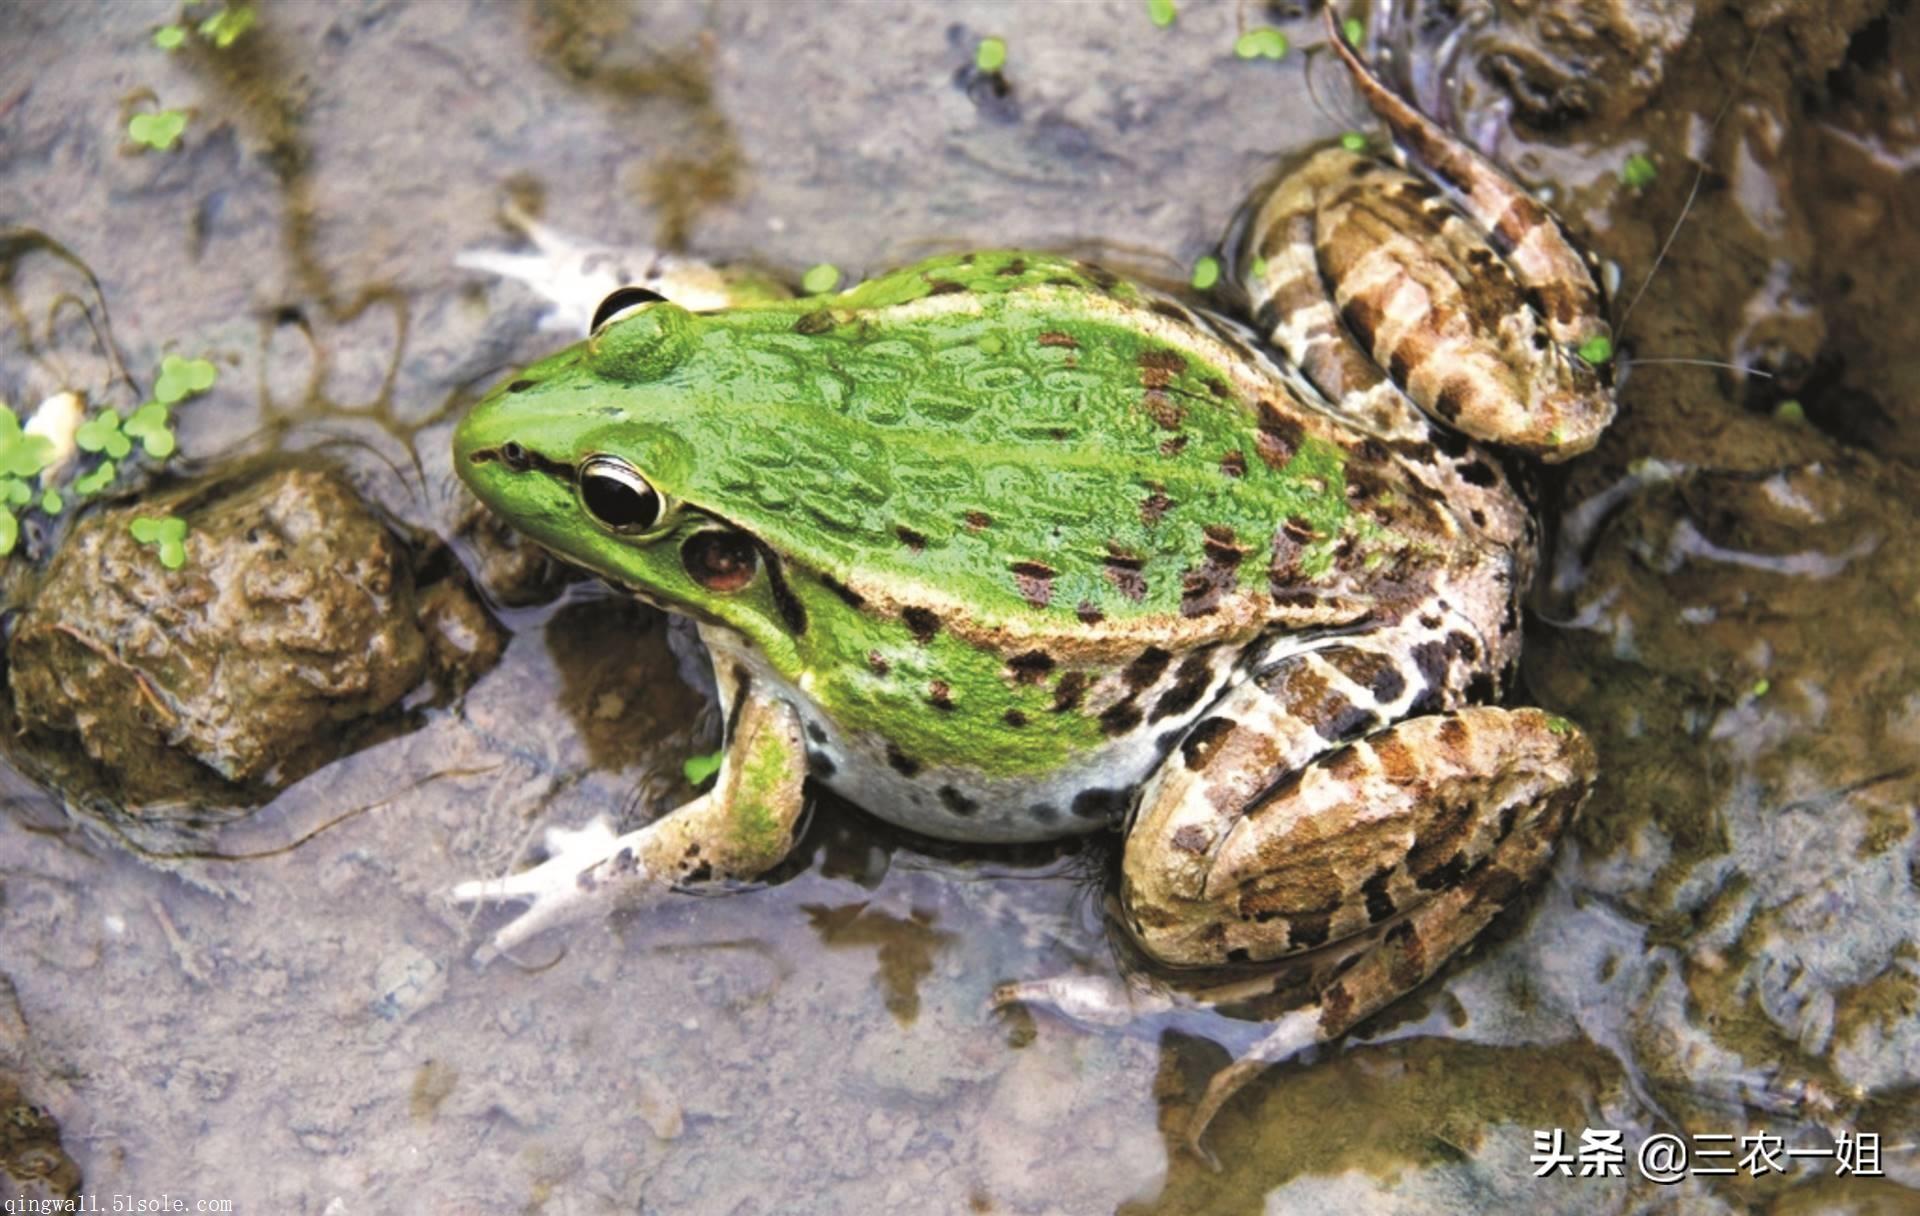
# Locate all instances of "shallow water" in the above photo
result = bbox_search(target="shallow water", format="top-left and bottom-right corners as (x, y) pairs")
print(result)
(2, 1), (1917, 1212)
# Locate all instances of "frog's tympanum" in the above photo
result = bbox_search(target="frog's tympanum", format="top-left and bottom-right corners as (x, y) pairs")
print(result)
(452, 12), (1610, 1150)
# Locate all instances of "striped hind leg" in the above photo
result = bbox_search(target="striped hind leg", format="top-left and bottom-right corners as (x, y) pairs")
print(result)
(1145, 705), (1596, 1155)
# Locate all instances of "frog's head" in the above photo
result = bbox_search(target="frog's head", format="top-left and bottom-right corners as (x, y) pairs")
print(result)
(455, 292), (793, 643)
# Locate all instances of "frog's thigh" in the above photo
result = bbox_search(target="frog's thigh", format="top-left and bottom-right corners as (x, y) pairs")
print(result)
(639, 688), (809, 883)
(1123, 705), (1594, 969)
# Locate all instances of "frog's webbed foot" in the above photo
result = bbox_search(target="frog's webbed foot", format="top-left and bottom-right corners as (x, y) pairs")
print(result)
(451, 686), (808, 962)
(456, 201), (788, 333)
(1122, 705), (1596, 1157)
(450, 816), (674, 962)
(988, 972), (1173, 1028)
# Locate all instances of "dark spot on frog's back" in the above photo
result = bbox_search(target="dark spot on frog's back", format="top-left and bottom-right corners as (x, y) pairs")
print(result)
(925, 278), (968, 296)
(896, 526), (927, 553)
(1220, 450), (1246, 477)
(903, 607), (940, 644)
(1037, 331), (1077, 349)
(1104, 552), (1147, 601)
(927, 680), (955, 711)
(1007, 650), (1055, 684)
(1051, 670), (1089, 712)
(1099, 702), (1143, 735)
(1138, 348), (1186, 389)
(820, 573), (865, 608)
(793, 309), (836, 335)
(1076, 601), (1105, 624)
(938, 785), (979, 815)
(1139, 491), (1172, 526)
(1255, 404), (1304, 468)
(964, 510), (992, 531)
(997, 257), (1028, 276)
(1011, 561), (1055, 607)
(1076, 261), (1119, 292)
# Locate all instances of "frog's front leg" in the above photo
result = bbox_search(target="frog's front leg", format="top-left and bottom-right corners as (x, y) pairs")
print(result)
(451, 678), (807, 961)
(1131, 704), (1595, 1153)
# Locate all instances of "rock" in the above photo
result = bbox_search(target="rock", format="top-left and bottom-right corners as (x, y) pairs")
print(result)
(8, 465), (496, 811)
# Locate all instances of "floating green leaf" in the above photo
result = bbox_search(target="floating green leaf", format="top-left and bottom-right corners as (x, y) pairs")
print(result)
(0, 511), (15, 557)
(128, 109), (187, 151)
(76, 411), (132, 460)
(125, 402), (176, 458)
(1340, 131), (1369, 153)
(0, 406), (54, 478)
(1577, 335), (1614, 366)
(197, 5), (256, 49)
(1234, 28), (1288, 60)
(1343, 17), (1365, 46)
(72, 461), (117, 497)
(801, 263), (841, 295)
(975, 36), (1006, 74)
(154, 354), (217, 404)
(1190, 255), (1220, 291)
(0, 478), (30, 508)
(39, 489), (62, 516)
(153, 24), (187, 50)
(1774, 398), (1805, 424)
(1148, 0), (1176, 28)
(130, 514), (189, 569)
(1751, 677), (1771, 698)
(683, 749), (724, 786)
(1621, 152), (1658, 190)
(1250, 256), (1268, 280)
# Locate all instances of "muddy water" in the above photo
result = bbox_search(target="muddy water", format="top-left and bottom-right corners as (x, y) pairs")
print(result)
(1, 1), (1916, 1213)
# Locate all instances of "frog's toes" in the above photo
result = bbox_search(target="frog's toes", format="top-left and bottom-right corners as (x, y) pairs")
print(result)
(451, 817), (661, 962)
(1182, 1007), (1321, 1161)
(989, 974), (1166, 1027)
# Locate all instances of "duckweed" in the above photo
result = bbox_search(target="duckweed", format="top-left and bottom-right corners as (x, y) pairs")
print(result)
(130, 515), (190, 570)
(1234, 28), (1288, 60)
(153, 24), (187, 50)
(1340, 131), (1369, 153)
(128, 109), (187, 151)
(975, 37), (1006, 74)
(1577, 335), (1614, 366)
(1190, 255), (1220, 291)
(1148, 0), (1176, 27)
(801, 263), (841, 295)
(1621, 153), (1658, 189)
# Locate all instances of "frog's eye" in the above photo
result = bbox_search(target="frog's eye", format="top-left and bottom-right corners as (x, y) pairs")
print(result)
(681, 529), (759, 593)
(591, 286), (668, 335)
(577, 455), (661, 533)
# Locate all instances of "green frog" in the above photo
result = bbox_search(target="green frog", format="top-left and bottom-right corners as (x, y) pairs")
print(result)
(451, 11), (1608, 1151)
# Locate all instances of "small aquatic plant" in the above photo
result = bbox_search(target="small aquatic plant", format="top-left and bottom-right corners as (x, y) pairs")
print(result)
(975, 37), (1007, 74)
(1621, 153), (1658, 190)
(1189, 256), (1220, 291)
(129, 515), (190, 570)
(128, 109), (188, 151)
(801, 263), (841, 295)
(1234, 28), (1288, 60)
(1148, 0), (1176, 28)
(0, 355), (212, 558)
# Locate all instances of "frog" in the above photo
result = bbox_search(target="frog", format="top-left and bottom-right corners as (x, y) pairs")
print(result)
(450, 9), (1609, 1152)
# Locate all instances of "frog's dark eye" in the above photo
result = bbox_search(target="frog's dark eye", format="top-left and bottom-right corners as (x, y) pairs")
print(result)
(591, 286), (668, 335)
(577, 455), (660, 533)
(682, 529), (759, 593)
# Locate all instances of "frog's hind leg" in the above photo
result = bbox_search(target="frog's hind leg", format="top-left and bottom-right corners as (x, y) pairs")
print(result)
(450, 674), (808, 961)
(1143, 705), (1594, 1155)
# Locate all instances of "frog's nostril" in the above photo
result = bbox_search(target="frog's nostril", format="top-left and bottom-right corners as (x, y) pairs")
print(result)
(501, 442), (530, 470)
(507, 379), (535, 393)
